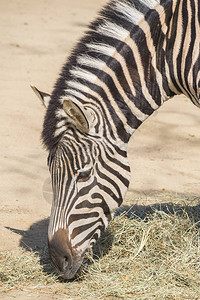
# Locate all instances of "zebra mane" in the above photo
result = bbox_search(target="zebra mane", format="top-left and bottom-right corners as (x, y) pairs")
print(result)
(42, 0), (160, 151)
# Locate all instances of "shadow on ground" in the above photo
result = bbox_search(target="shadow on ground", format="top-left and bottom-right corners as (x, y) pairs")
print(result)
(115, 199), (200, 223)
(5, 218), (53, 274)
(5, 198), (200, 277)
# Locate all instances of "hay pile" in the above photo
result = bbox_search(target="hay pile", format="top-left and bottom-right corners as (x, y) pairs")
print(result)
(0, 249), (57, 290)
(80, 207), (200, 299)
(0, 202), (200, 299)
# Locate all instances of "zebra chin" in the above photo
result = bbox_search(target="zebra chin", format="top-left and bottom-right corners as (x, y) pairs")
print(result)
(48, 228), (86, 280)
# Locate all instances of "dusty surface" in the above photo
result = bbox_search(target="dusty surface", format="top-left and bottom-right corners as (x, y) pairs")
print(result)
(0, 0), (200, 298)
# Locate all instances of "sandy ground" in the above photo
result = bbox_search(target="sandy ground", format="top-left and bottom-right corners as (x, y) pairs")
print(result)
(0, 0), (200, 298)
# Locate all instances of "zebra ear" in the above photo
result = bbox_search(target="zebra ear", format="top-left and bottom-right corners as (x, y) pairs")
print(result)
(63, 99), (89, 133)
(31, 85), (51, 108)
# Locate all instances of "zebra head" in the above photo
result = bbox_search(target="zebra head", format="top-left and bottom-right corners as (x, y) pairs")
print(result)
(32, 86), (130, 279)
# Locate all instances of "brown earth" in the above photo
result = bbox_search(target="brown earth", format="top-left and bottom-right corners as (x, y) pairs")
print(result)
(0, 0), (200, 299)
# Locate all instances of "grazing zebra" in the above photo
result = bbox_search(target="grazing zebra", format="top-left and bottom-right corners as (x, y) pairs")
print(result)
(32, 0), (200, 279)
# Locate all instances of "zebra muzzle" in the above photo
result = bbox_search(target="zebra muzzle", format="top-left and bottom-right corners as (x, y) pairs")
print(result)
(48, 228), (83, 279)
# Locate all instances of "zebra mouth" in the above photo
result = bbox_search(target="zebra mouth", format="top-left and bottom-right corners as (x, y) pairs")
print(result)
(61, 246), (93, 279)
(61, 257), (84, 280)
(48, 228), (95, 279)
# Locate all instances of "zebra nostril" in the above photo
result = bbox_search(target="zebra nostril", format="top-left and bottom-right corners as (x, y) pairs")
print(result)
(63, 255), (68, 268)
(62, 253), (72, 271)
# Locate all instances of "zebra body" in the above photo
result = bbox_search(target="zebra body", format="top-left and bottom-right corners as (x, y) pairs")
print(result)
(36, 0), (200, 278)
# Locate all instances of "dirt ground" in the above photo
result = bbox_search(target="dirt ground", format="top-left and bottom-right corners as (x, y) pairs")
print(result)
(0, 0), (200, 299)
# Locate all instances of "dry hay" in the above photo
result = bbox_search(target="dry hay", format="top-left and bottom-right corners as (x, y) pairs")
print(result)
(0, 200), (200, 299)
(0, 248), (57, 290)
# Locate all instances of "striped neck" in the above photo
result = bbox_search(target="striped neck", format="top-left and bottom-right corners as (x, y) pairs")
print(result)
(42, 0), (199, 151)
(164, 0), (200, 106)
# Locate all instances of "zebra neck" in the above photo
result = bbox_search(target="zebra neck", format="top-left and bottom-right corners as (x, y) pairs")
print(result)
(44, 0), (199, 151)
(163, 0), (200, 106)
(89, 1), (178, 145)
(63, 5), (177, 148)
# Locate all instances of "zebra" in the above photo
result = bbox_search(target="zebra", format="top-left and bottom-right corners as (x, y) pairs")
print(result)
(32, 0), (200, 279)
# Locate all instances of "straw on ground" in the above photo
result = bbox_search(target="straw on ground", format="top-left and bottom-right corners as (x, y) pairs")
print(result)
(0, 200), (200, 299)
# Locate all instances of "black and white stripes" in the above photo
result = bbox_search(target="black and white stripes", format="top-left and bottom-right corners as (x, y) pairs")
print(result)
(42, 0), (200, 279)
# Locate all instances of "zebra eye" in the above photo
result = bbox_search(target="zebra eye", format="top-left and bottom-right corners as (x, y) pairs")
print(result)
(77, 168), (92, 183)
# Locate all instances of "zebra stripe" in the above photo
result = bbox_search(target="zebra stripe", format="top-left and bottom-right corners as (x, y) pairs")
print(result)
(43, 0), (200, 279)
